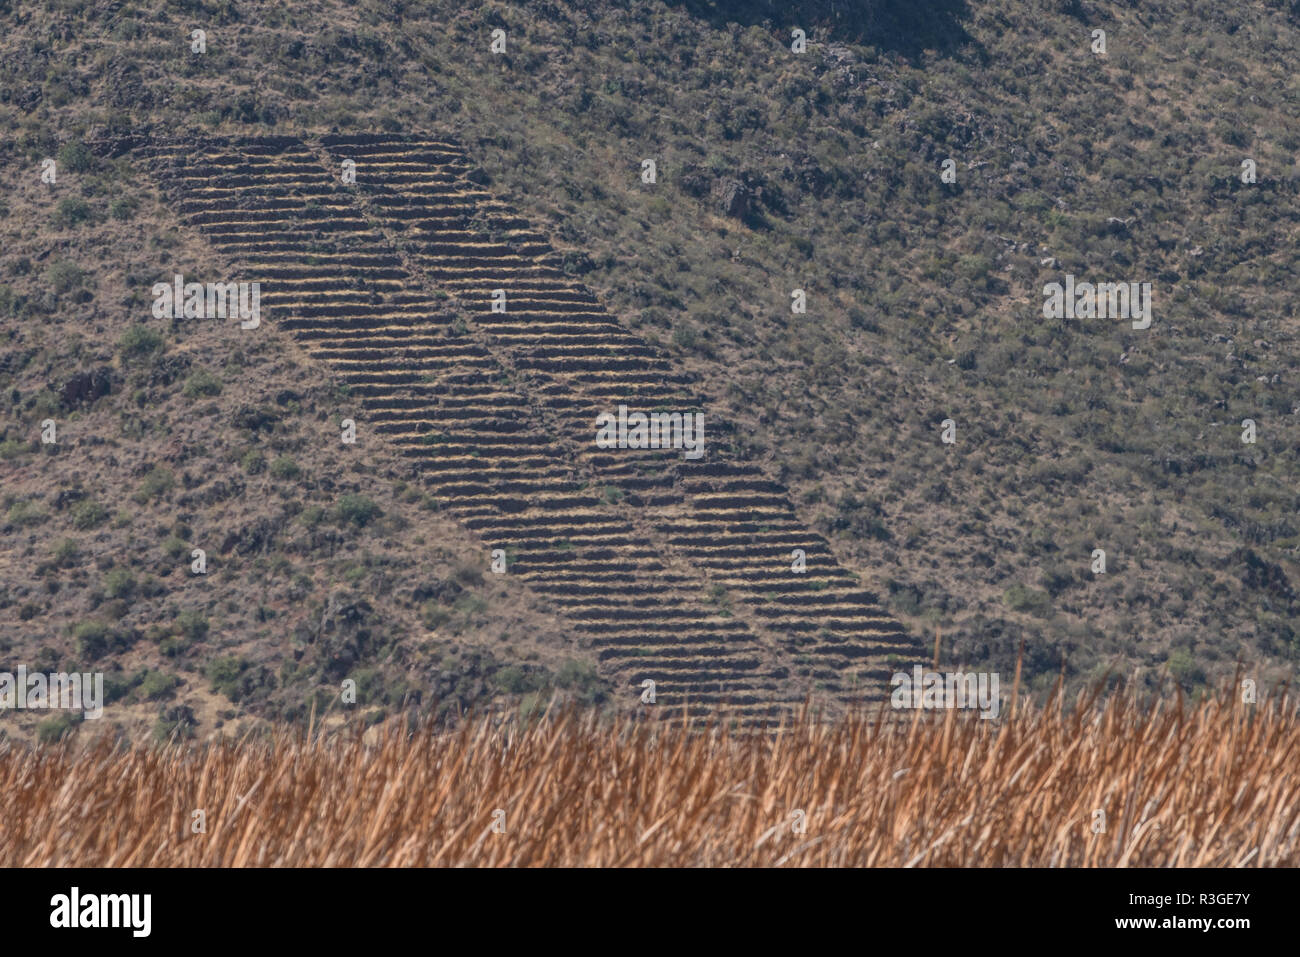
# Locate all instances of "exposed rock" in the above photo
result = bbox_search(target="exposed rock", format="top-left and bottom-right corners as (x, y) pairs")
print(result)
(220, 516), (285, 556)
(1232, 548), (1295, 601)
(147, 352), (191, 387)
(677, 163), (711, 198)
(719, 178), (752, 220)
(55, 366), (114, 409)
(412, 579), (462, 604)
(231, 404), (279, 432)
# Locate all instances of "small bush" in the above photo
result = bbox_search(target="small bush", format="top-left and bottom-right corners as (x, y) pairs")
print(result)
(241, 449), (266, 474)
(0, 439), (32, 460)
(57, 141), (94, 173)
(671, 322), (698, 351)
(299, 505), (326, 528)
(421, 602), (454, 630)
(153, 706), (196, 743)
(494, 665), (542, 695)
(1004, 584), (1053, 618)
(53, 196), (92, 228)
(72, 620), (129, 659)
(51, 538), (80, 565)
(118, 325), (164, 359)
(182, 368), (222, 398)
(176, 609), (209, 641)
(70, 500), (108, 530)
(335, 494), (382, 527)
(206, 655), (250, 702)
(455, 592), (488, 619)
(163, 536), (189, 561)
(269, 456), (301, 480)
(1167, 648), (1207, 688)
(6, 499), (47, 527)
(108, 196), (138, 220)
(45, 261), (85, 294)
(37, 712), (82, 745)
(556, 659), (605, 705)
(102, 567), (136, 600)
(138, 669), (180, 701)
(133, 466), (174, 503)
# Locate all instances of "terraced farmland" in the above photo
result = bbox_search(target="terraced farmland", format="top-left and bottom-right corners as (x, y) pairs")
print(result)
(135, 133), (922, 722)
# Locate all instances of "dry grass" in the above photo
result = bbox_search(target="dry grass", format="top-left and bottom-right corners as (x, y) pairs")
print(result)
(3, 685), (1298, 867)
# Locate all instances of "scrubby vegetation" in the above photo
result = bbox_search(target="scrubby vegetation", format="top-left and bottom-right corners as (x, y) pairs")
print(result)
(2, 0), (1298, 743)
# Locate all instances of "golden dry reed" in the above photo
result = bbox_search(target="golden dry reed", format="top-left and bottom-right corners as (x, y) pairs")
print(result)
(2, 686), (1297, 867)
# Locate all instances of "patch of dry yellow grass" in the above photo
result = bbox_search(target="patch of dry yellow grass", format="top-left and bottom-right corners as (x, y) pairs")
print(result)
(3, 687), (1297, 866)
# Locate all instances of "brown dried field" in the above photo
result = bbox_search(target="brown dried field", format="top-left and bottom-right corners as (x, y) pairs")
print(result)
(3, 685), (1297, 867)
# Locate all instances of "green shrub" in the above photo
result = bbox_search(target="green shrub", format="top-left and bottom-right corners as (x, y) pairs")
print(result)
(163, 535), (189, 561)
(101, 672), (136, 705)
(153, 708), (196, 743)
(6, 499), (47, 527)
(555, 659), (605, 704)
(57, 141), (93, 173)
(53, 196), (92, 227)
(158, 636), (186, 657)
(493, 665), (541, 694)
(102, 566), (136, 600)
(454, 592), (488, 619)
(133, 465), (174, 503)
(335, 494), (382, 527)
(671, 322), (698, 350)
(182, 368), (222, 398)
(176, 609), (209, 641)
(72, 620), (126, 659)
(108, 196), (138, 220)
(1039, 567), (1077, 597)
(51, 538), (80, 565)
(45, 261), (85, 294)
(421, 600), (454, 630)
(205, 655), (250, 701)
(118, 324), (164, 359)
(0, 439), (31, 460)
(37, 712), (81, 744)
(70, 500), (108, 529)
(1004, 584), (1053, 618)
(137, 669), (180, 701)
(269, 456), (300, 480)
(1167, 648), (1206, 688)
(242, 448), (268, 474)
(298, 504), (326, 528)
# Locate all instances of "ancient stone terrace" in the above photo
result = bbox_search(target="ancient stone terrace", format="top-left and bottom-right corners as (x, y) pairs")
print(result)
(138, 133), (922, 723)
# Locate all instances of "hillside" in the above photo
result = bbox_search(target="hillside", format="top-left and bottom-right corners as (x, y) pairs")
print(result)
(2, 0), (1299, 742)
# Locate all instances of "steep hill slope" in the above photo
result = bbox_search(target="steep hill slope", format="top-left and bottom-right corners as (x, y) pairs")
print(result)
(2, 0), (1299, 743)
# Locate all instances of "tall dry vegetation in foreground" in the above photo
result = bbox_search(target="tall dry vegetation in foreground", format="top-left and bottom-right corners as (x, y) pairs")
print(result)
(3, 688), (1297, 867)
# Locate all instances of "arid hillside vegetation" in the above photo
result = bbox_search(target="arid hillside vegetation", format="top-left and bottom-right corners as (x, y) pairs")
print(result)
(2, 0), (1298, 744)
